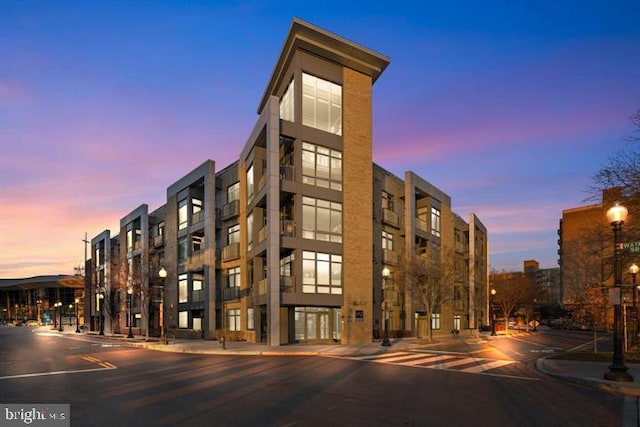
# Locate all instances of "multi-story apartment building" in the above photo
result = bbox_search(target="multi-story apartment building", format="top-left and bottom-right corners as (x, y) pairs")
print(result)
(558, 187), (639, 309)
(523, 259), (561, 307)
(85, 18), (489, 345)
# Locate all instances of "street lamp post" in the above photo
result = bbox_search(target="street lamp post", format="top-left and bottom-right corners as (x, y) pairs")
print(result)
(604, 202), (633, 382)
(490, 289), (497, 336)
(158, 267), (167, 344)
(631, 263), (639, 351)
(75, 298), (80, 333)
(127, 287), (134, 339)
(98, 289), (105, 336)
(36, 300), (41, 326)
(381, 266), (391, 347)
(57, 302), (63, 332)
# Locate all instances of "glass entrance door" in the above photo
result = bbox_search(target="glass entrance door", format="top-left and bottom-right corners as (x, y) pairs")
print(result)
(295, 307), (335, 343)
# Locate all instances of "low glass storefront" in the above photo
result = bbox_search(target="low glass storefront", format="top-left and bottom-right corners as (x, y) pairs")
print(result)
(294, 307), (341, 343)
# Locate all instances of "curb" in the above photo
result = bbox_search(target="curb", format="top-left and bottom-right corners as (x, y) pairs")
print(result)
(536, 359), (640, 398)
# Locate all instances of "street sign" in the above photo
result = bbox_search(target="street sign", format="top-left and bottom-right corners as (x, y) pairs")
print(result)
(622, 241), (640, 253)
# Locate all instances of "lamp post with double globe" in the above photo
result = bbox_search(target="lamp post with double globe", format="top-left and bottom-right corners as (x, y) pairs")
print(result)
(75, 298), (80, 333)
(604, 202), (633, 382)
(56, 302), (63, 332)
(381, 266), (391, 346)
(127, 286), (134, 339)
(158, 267), (167, 344)
(490, 289), (497, 336)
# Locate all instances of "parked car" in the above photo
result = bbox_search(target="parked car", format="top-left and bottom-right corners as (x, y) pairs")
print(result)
(25, 320), (39, 327)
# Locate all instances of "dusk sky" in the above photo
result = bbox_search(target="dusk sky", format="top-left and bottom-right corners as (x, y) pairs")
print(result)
(1, 1), (639, 278)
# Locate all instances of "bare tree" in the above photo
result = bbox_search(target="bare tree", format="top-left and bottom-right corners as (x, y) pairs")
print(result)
(127, 255), (152, 341)
(589, 109), (639, 198)
(491, 273), (532, 335)
(403, 252), (454, 342)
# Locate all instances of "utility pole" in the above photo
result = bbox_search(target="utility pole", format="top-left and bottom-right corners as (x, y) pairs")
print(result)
(83, 233), (89, 331)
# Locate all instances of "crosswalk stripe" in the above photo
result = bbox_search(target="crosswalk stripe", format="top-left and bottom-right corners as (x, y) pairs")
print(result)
(401, 355), (457, 366)
(459, 359), (515, 373)
(369, 353), (436, 363)
(349, 351), (518, 374)
(358, 351), (413, 360)
(426, 357), (481, 369)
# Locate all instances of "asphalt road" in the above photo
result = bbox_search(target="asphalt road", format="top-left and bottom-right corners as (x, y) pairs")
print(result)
(0, 326), (624, 426)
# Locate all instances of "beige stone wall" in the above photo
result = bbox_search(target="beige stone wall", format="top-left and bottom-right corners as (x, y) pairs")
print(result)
(342, 67), (373, 344)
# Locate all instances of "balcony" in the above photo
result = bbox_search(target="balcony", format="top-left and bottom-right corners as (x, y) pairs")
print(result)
(416, 217), (428, 233)
(280, 276), (295, 293)
(222, 199), (239, 219)
(221, 243), (240, 261)
(280, 220), (295, 237)
(280, 165), (294, 181)
(383, 249), (398, 266)
(382, 208), (399, 228)
(258, 226), (267, 244)
(153, 235), (164, 247)
(186, 250), (204, 271)
(257, 174), (267, 193)
(257, 278), (268, 296)
(192, 210), (204, 225)
(222, 287), (241, 301)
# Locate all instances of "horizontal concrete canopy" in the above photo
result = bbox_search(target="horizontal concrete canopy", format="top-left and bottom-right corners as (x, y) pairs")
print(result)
(0, 275), (84, 291)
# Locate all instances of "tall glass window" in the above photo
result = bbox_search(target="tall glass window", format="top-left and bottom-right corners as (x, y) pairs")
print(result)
(192, 274), (203, 302)
(302, 73), (342, 135)
(246, 164), (254, 201)
(247, 307), (255, 330)
(228, 267), (241, 288)
(302, 197), (342, 242)
(126, 229), (133, 251)
(178, 311), (188, 328)
(228, 309), (241, 331)
(302, 142), (342, 190)
(280, 253), (294, 277)
(178, 274), (188, 303)
(228, 224), (240, 245)
(431, 207), (441, 237)
(247, 213), (254, 249)
(178, 237), (188, 264)
(302, 251), (342, 294)
(382, 230), (394, 251)
(227, 182), (240, 203)
(192, 198), (202, 214)
(178, 199), (188, 230)
(431, 313), (441, 330)
(279, 78), (294, 122)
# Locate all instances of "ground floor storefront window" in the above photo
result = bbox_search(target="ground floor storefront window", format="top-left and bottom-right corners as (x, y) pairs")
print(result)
(294, 307), (341, 343)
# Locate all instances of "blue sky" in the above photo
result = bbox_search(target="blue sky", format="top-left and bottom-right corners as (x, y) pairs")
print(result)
(1, 1), (639, 277)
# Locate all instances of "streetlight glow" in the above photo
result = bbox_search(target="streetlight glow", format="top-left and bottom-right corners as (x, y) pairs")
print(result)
(606, 202), (628, 225)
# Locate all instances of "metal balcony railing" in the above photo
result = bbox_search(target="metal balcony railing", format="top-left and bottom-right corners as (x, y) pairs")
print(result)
(222, 199), (240, 219)
(221, 243), (240, 261)
(382, 208), (399, 228)
(416, 217), (428, 233)
(280, 220), (295, 237)
(279, 165), (294, 181)
(257, 278), (267, 296)
(383, 249), (398, 265)
(280, 276), (295, 293)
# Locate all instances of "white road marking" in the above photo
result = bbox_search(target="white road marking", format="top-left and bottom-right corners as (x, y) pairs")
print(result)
(0, 365), (116, 380)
